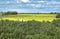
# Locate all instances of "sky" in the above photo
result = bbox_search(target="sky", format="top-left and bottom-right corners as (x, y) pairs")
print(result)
(0, 0), (60, 13)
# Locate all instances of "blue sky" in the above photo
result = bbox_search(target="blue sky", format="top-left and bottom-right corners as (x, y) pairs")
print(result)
(0, 0), (60, 13)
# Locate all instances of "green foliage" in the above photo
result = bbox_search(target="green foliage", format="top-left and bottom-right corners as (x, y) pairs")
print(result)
(3, 11), (17, 15)
(0, 20), (60, 39)
(56, 14), (60, 18)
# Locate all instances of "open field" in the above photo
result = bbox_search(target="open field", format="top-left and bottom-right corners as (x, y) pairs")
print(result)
(0, 14), (57, 22)
(0, 13), (60, 39)
(0, 18), (60, 39)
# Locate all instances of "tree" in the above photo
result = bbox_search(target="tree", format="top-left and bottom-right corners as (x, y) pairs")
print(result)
(56, 14), (60, 18)
(3, 11), (18, 15)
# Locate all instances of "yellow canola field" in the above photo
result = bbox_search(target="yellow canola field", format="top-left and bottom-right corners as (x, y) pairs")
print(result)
(1, 14), (57, 22)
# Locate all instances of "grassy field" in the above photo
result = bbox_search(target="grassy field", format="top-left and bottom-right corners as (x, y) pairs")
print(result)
(0, 14), (57, 22)
(0, 13), (60, 39)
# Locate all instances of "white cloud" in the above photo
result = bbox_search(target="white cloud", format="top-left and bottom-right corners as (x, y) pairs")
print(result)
(27, 3), (41, 8)
(0, 0), (60, 8)
(21, 0), (30, 3)
(37, 1), (47, 3)
(6, 1), (10, 4)
(0, 1), (11, 4)
(32, 4), (41, 8)
(30, 4), (36, 6)
(27, 1), (60, 8)
(15, 0), (21, 3)
(7, 9), (31, 13)
(16, 0), (20, 3)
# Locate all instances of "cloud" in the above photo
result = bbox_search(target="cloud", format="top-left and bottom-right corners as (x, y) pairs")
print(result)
(7, 9), (32, 13)
(30, 4), (41, 8)
(0, 1), (10, 4)
(0, 0), (60, 9)
(37, 0), (47, 3)
(16, 0), (20, 3)
(21, 0), (30, 3)
(26, 1), (60, 8)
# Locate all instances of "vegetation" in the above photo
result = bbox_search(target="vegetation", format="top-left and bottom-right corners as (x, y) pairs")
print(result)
(56, 13), (60, 18)
(0, 12), (60, 39)
(0, 19), (60, 39)
(3, 11), (17, 15)
(1, 14), (57, 22)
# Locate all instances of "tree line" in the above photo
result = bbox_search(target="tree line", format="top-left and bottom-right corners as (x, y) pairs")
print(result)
(0, 11), (60, 18)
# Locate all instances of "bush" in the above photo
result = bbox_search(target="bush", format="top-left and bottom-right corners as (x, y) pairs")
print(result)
(56, 14), (60, 18)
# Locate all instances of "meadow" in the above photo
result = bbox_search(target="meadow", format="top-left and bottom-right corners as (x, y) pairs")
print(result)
(1, 14), (57, 22)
